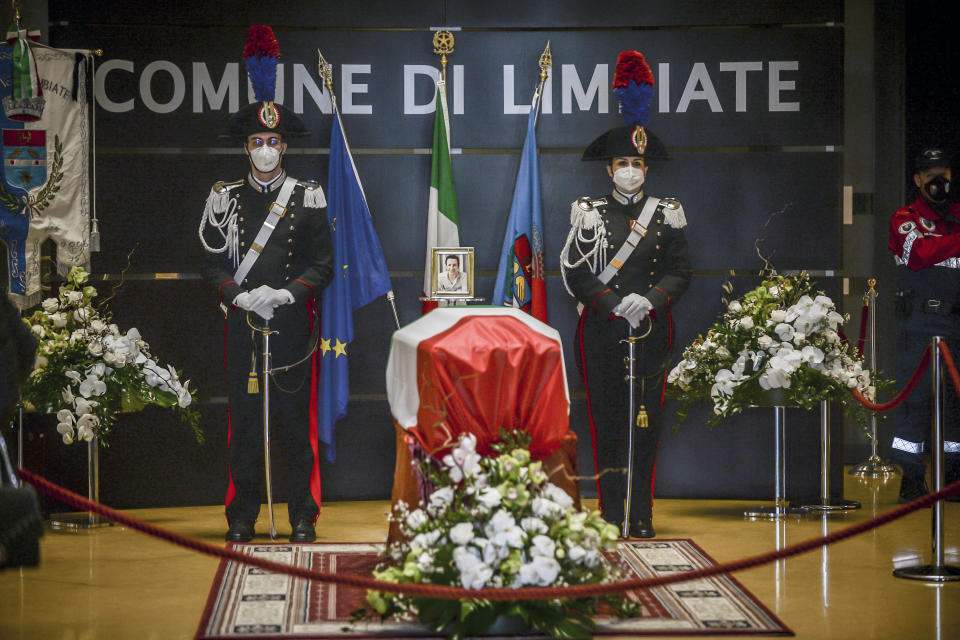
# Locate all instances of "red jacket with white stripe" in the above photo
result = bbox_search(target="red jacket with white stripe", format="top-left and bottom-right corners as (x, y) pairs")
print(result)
(888, 196), (960, 270)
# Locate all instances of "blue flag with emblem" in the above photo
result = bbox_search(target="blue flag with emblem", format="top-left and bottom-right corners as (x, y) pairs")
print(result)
(317, 107), (392, 462)
(492, 93), (547, 322)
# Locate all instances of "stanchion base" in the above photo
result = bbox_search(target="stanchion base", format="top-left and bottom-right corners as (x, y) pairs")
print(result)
(848, 457), (900, 477)
(744, 505), (809, 519)
(892, 564), (960, 582)
(48, 512), (114, 531)
(799, 498), (862, 512)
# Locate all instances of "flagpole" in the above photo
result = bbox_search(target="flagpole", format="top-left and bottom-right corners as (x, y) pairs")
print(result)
(318, 50), (400, 330)
(533, 41), (551, 128)
(432, 30), (455, 86)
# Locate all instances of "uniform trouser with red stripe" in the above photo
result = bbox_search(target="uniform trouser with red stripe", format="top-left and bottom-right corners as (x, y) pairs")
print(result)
(225, 305), (319, 525)
(578, 313), (668, 526)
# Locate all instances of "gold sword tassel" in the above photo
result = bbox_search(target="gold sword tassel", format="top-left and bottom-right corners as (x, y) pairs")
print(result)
(636, 404), (649, 428)
(636, 360), (648, 427)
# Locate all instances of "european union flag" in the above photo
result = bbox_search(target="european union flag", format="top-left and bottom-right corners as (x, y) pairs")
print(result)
(317, 108), (392, 461)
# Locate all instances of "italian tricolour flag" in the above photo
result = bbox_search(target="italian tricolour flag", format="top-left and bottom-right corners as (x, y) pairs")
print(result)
(422, 81), (460, 314)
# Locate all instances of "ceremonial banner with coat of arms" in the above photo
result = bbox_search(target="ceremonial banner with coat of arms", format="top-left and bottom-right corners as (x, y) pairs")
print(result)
(0, 37), (90, 308)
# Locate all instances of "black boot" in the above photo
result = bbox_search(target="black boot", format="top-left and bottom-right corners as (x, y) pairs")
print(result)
(290, 519), (316, 543)
(629, 518), (656, 539)
(898, 474), (929, 504)
(225, 520), (255, 542)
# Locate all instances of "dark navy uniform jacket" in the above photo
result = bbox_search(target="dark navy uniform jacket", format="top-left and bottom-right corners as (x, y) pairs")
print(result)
(203, 173), (333, 308)
(566, 191), (692, 365)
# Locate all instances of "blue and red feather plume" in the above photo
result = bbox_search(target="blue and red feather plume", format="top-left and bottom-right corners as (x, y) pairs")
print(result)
(612, 50), (655, 129)
(244, 25), (280, 103)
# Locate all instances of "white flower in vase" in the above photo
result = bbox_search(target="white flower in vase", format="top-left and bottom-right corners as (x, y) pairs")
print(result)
(518, 555), (560, 586)
(177, 381), (193, 408)
(56, 422), (76, 444)
(774, 322), (795, 341)
(449, 522), (475, 545)
(78, 375), (107, 398)
(87, 339), (104, 357)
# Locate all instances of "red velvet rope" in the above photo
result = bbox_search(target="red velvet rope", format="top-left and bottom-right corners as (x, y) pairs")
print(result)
(851, 346), (931, 412)
(939, 341), (960, 400)
(851, 342), (960, 411)
(16, 467), (960, 601)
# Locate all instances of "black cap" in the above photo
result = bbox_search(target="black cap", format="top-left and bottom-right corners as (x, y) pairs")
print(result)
(582, 125), (669, 162)
(220, 101), (310, 139)
(914, 148), (950, 172)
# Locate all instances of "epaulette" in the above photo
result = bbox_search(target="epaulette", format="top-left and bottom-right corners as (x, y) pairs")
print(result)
(211, 179), (244, 195)
(660, 197), (687, 229)
(570, 196), (608, 228)
(205, 180), (243, 215)
(297, 179), (327, 209)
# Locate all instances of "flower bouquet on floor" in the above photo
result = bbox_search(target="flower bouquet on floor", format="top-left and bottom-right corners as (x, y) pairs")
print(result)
(667, 271), (877, 428)
(19, 267), (202, 446)
(355, 431), (640, 640)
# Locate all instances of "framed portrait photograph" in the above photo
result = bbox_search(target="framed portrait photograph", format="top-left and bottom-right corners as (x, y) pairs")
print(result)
(431, 247), (475, 298)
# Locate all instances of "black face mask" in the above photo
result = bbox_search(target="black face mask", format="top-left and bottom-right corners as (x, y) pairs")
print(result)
(923, 175), (951, 203)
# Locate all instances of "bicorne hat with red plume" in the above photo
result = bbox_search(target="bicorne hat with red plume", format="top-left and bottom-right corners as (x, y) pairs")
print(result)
(221, 25), (309, 139)
(582, 50), (668, 161)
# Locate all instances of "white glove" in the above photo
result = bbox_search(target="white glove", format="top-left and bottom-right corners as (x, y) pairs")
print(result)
(233, 292), (254, 311)
(248, 285), (294, 310)
(250, 300), (275, 321)
(613, 294), (653, 329)
(233, 290), (276, 321)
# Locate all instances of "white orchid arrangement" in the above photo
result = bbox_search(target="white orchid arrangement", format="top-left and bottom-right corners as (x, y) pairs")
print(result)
(21, 267), (202, 446)
(358, 431), (640, 640)
(667, 272), (878, 428)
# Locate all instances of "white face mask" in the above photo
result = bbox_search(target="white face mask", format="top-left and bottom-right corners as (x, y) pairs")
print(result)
(612, 166), (645, 193)
(249, 145), (282, 173)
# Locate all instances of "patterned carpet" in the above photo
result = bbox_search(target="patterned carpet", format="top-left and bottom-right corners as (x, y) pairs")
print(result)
(196, 540), (792, 638)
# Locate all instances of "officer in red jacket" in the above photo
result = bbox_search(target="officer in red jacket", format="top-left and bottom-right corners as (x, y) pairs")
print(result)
(888, 148), (960, 502)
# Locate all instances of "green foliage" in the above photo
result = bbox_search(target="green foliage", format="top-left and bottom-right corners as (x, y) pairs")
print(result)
(20, 267), (203, 446)
(350, 430), (640, 639)
(666, 272), (887, 432)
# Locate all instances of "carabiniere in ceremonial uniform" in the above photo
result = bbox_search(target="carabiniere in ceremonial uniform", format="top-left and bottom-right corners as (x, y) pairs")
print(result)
(198, 26), (333, 543)
(561, 50), (691, 539)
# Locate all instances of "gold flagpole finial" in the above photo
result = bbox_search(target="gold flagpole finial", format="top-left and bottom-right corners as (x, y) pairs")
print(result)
(538, 40), (552, 85)
(317, 49), (335, 94)
(317, 49), (337, 110)
(432, 30), (455, 84)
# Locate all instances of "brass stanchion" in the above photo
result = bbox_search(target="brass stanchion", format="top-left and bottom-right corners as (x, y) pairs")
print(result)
(799, 400), (860, 511)
(49, 438), (112, 530)
(893, 336), (960, 582)
(850, 278), (900, 477)
(744, 405), (809, 519)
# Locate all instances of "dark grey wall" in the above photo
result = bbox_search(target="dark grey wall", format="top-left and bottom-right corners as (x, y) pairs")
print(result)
(16, 0), (880, 510)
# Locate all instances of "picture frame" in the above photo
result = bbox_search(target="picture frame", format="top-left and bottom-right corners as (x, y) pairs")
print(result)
(430, 247), (475, 298)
